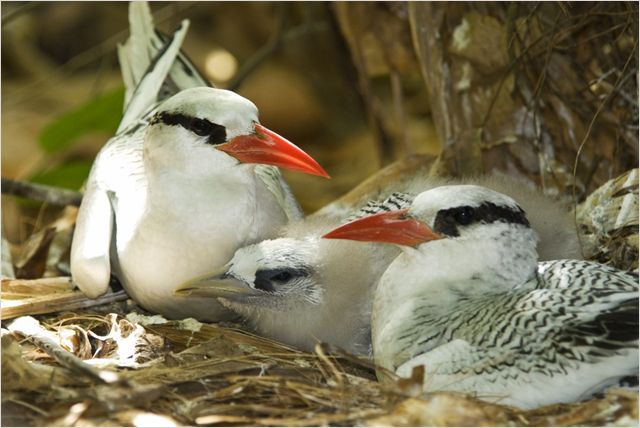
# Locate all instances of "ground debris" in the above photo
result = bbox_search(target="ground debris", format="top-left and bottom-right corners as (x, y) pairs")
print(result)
(577, 168), (639, 271)
(2, 310), (637, 427)
(1, 277), (128, 320)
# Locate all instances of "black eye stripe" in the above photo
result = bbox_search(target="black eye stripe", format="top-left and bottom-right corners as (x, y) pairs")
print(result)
(433, 202), (529, 237)
(205, 124), (227, 146)
(271, 271), (292, 281)
(151, 112), (227, 145)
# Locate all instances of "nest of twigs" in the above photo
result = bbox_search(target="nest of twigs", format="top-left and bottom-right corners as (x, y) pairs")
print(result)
(2, 308), (638, 427)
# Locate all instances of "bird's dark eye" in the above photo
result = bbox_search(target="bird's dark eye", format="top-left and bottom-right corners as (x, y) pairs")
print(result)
(253, 267), (309, 293)
(189, 118), (213, 136)
(206, 125), (227, 146)
(254, 277), (276, 292)
(270, 271), (293, 282)
(454, 206), (475, 225)
(253, 270), (290, 293)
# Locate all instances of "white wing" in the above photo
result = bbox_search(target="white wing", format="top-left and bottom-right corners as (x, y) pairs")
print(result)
(71, 129), (146, 298)
(70, 179), (114, 298)
(118, 19), (190, 133)
(396, 338), (491, 392)
(118, 1), (210, 108)
(255, 165), (303, 221)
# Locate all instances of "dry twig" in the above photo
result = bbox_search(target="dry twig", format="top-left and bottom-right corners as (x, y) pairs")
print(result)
(1, 277), (127, 320)
(2, 177), (83, 207)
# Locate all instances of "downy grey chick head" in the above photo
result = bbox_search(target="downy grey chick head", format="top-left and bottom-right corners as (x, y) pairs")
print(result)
(174, 238), (323, 317)
(174, 221), (390, 354)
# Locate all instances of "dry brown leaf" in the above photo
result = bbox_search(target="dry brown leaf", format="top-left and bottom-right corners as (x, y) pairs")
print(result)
(13, 226), (56, 279)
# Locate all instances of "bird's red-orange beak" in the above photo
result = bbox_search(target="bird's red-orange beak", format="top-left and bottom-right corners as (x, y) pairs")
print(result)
(322, 209), (441, 247)
(218, 123), (330, 178)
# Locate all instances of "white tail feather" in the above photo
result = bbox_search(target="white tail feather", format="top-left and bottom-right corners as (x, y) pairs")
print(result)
(117, 19), (189, 133)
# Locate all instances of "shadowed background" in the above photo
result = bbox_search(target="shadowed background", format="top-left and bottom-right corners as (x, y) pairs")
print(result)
(3, 2), (637, 245)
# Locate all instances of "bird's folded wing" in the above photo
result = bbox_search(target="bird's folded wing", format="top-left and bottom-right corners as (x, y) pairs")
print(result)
(70, 128), (145, 298)
(540, 263), (640, 352)
(255, 165), (303, 221)
(118, 1), (210, 110)
(560, 297), (639, 352)
(396, 339), (496, 388)
(154, 29), (211, 95)
(117, 18), (190, 133)
(118, 1), (156, 102)
(70, 184), (114, 299)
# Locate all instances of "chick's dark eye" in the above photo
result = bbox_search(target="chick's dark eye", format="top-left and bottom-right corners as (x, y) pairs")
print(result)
(270, 271), (293, 282)
(189, 118), (213, 136)
(253, 267), (309, 292)
(454, 206), (475, 225)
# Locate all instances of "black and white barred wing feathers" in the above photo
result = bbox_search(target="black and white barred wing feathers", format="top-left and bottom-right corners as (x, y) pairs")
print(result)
(118, 2), (209, 122)
(535, 260), (638, 357)
(396, 260), (638, 408)
(346, 192), (414, 222)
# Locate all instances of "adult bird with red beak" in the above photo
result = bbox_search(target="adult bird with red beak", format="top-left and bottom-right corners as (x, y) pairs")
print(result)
(323, 185), (638, 409)
(70, 2), (328, 321)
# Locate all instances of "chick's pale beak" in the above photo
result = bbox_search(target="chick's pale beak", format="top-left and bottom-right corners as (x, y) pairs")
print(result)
(322, 209), (441, 247)
(217, 124), (330, 178)
(174, 267), (259, 299)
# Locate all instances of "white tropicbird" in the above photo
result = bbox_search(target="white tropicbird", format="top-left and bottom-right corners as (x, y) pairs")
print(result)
(324, 184), (638, 409)
(71, 2), (328, 321)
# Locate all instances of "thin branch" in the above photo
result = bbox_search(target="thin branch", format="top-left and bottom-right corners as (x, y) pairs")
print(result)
(2, 177), (83, 206)
(1, 277), (128, 321)
(227, 8), (328, 92)
(226, 3), (288, 92)
(571, 36), (638, 250)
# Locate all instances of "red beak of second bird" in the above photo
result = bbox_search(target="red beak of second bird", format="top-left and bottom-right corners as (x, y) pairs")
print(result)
(218, 123), (330, 178)
(322, 209), (441, 247)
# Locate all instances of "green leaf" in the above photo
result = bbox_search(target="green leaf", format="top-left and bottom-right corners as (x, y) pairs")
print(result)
(38, 86), (125, 153)
(29, 160), (93, 191)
